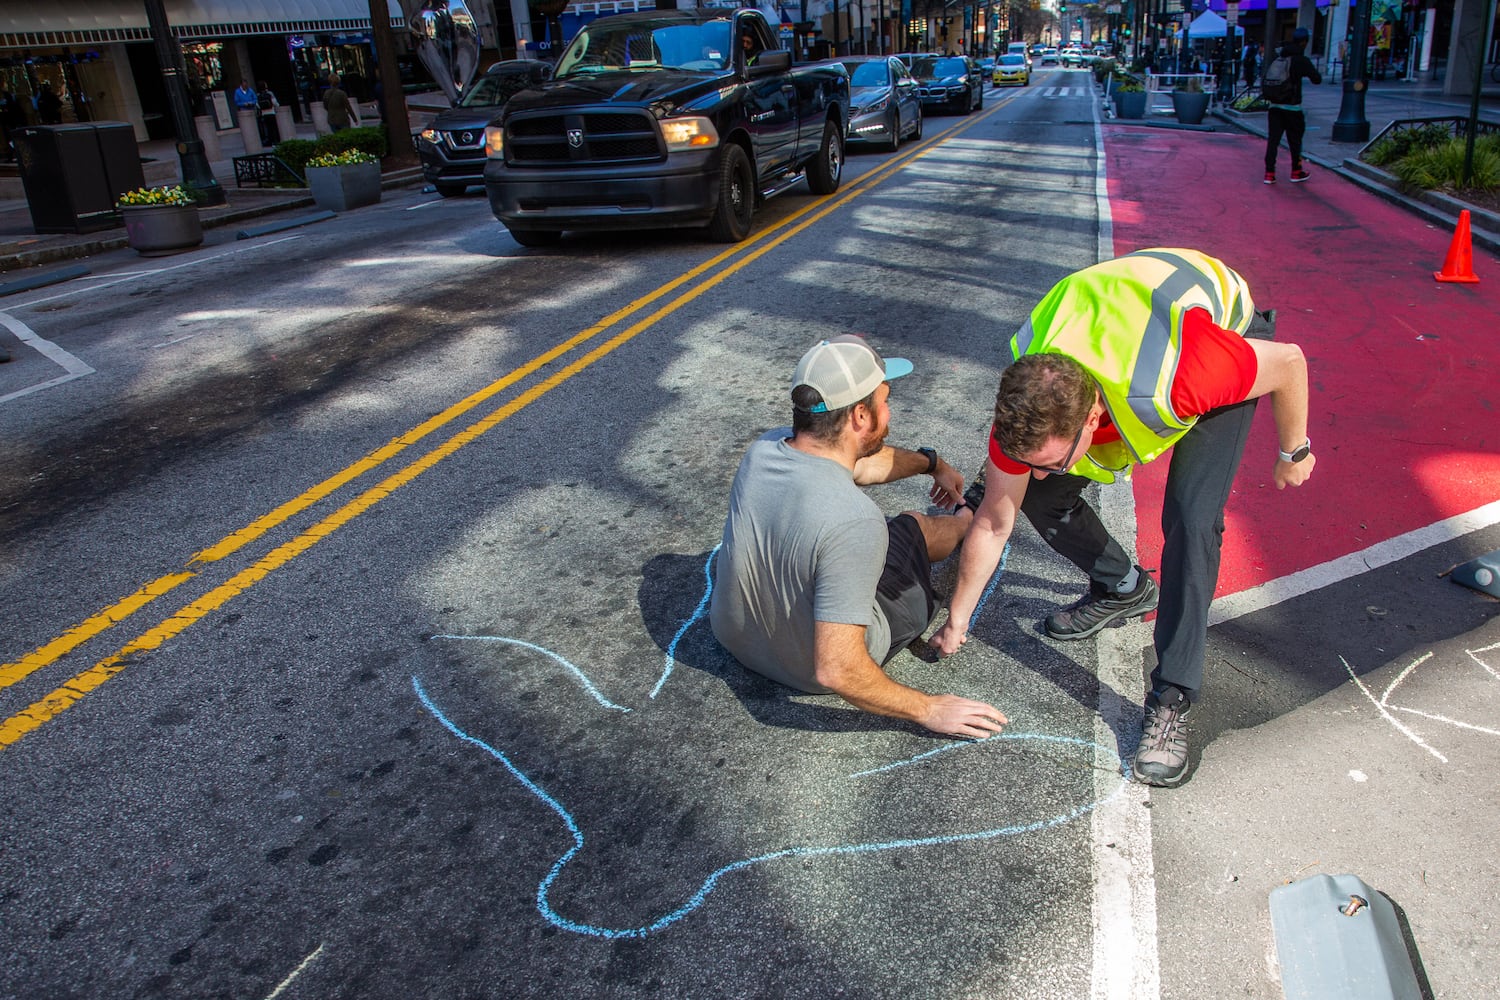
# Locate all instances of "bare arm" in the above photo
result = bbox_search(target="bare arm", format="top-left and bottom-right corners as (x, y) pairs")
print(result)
(853, 446), (966, 508)
(930, 460), (1029, 656)
(814, 621), (1007, 738)
(1245, 339), (1315, 489)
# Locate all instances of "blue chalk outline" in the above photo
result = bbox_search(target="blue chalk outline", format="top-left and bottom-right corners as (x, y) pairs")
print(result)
(649, 544), (719, 699)
(414, 676), (1127, 940)
(968, 542), (1011, 625)
(430, 634), (630, 713)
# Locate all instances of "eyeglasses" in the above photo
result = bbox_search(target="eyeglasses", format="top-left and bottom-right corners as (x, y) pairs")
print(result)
(998, 421), (1085, 475)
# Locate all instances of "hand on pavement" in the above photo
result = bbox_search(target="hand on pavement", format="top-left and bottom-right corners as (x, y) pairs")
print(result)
(930, 621), (967, 657)
(921, 695), (1007, 739)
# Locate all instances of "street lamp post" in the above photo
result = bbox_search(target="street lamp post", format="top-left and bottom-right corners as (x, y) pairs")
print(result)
(142, 0), (225, 205)
(1331, 0), (1373, 141)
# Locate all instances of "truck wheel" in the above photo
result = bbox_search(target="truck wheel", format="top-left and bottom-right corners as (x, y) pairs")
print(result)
(508, 227), (562, 248)
(707, 144), (754, 243)
(806, 118), (843, 195)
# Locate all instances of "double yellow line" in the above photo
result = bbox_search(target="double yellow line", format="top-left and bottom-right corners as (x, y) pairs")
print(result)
(0, 112), (992, 751)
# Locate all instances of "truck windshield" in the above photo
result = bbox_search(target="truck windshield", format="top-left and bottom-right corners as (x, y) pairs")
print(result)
(555, 18), (735, 76)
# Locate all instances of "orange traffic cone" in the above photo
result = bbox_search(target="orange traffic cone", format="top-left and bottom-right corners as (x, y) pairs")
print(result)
(1434, 210), (1480, 283)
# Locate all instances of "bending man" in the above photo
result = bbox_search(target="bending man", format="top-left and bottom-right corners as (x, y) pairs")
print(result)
(931, 248), (1314, 785)
(711, 335), (1008, 739)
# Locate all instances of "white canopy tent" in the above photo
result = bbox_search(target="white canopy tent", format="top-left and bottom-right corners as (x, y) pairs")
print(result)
(1175, 10), (1244, 39)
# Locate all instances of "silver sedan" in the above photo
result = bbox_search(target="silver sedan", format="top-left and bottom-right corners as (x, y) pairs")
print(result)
(839, 55), (923, 152)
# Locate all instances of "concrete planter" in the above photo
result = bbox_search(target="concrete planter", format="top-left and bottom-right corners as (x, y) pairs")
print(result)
(122, 204), (203, 256)
(1172, 91), (1210, 125)
(1113, 90), (1147, 119)
(306, 161), (382, 212)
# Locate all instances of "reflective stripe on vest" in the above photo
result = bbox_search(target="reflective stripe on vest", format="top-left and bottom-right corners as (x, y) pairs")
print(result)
(1008, 248), (1255, 481)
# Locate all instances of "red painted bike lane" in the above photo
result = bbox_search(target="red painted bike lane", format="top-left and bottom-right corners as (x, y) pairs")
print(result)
(1103, 126), (1500, 598)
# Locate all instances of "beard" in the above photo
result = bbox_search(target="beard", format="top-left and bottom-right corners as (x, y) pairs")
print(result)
(858, 416), (890, 459)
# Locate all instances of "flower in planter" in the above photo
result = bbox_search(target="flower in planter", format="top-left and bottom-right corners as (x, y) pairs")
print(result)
(306, 149), (380, 168)
(117, 184), (196, 208)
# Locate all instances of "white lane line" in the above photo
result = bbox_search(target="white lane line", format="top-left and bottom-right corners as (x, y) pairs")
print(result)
(263, 943), (325, 1000)
(1090, 96), (1161, 1000)
(0, 310), (96, 403)
(406, 198), (448, 211)
(11, 235), (306, 310)
(1208, 498), (1500, 627)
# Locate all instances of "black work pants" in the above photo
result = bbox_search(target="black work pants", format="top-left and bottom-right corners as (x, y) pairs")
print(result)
(1264, 107), (1306, 172)
(1021, 310), (1276, 701)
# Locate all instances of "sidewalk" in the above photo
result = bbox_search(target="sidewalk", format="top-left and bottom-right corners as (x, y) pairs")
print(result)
(1216, 75), (1500, 252)
(0, 100), (441, 275)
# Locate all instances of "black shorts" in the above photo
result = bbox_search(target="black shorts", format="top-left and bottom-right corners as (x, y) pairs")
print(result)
(876, 513), (936, 663)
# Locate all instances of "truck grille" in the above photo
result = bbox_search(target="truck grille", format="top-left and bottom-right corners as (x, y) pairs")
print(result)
(506, 110), (663, 165)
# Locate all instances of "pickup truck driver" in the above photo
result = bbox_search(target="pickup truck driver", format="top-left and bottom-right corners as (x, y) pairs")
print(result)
(710, 336), (1009, 739)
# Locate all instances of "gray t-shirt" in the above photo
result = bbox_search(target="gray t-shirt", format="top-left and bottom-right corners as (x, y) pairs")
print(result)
(709, 429), (890, 693)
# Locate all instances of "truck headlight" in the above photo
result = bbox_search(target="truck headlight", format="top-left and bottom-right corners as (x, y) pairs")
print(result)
(484, 125), (504, 159)
(419, 127), (440, 144)
(661, 117), (719, 152)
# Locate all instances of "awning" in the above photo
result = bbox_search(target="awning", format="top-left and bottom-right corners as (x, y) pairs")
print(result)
(0, 1), (405, 45)
(1206, 0), (1331, 10)
(1177, 10), (1244, 38)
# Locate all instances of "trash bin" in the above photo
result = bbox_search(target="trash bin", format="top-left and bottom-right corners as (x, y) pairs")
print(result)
(13, 122), (146, 234)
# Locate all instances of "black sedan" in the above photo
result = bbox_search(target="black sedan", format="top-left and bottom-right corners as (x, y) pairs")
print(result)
(839, 55), (922, 152)
(416, 60), (552, 196)
(910, 55), (984, 114)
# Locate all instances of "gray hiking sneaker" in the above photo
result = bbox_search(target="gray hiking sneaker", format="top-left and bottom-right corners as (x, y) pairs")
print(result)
(1133, 691), (1191, 786)
(1044, 569), (1157, 640)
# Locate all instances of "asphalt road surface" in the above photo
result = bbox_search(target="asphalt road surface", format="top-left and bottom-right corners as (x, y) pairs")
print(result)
(2, 65), (1496, 999)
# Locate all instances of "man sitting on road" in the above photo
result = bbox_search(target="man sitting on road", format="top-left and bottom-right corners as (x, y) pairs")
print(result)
(710, 335), (1009, 739)
(930, 248), (1315, 786)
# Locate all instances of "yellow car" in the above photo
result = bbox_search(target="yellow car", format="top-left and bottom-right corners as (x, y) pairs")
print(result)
(993, 53), (1030, 87)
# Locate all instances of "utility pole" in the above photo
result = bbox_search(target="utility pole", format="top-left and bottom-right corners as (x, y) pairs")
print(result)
(370, 0), (417, 166)
(141, 0), (225, 205)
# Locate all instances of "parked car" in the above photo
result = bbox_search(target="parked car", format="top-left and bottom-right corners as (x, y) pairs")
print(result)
(909, 54), (984, 114)
(992, 52), (1030, 87)
(416, 60), (553, 197)
(840, 55), (922, 152)
(1060, 46), (1085, 67)
(1039, 47), (1060, 65)
(1030, 44), (1046, 58)
(894, 52), (922, 68)
(482, 9), (851, 245)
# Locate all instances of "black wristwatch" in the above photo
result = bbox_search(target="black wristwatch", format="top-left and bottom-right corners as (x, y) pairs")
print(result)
(917, 447), (938, 475)
(1278, 437), (1312, 463)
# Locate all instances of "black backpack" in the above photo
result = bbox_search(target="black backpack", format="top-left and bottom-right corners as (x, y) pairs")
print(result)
(1260, 53), (1296, 103)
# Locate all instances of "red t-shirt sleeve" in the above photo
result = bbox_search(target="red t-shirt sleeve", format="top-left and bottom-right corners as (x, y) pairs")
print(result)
(1170, 307), (1259, 417)
(986, 308), (1258, 469)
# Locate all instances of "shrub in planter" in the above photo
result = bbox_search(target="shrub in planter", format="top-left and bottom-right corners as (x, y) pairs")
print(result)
(305, 149), (383, 211)
(117, 184), (203, 256)
(1390, 135), (1500, 192)
(312, 125), (388, 161)
(1172, 77), (1210, 124)
(1112, 77), (1146, 119)
(273, 138), (318, 179)
(1363, 123), (1457, 167)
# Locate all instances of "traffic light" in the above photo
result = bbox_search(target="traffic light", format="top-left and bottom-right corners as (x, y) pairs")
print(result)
(1059, 3), (1067, 14)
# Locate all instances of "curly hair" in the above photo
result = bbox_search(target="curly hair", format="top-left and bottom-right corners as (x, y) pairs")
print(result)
(991, 353), (1097, 460)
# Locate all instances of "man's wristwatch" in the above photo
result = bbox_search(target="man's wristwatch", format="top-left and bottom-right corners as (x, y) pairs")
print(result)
(1278, 437), (1312, 463)
(917, 447), (938, 475)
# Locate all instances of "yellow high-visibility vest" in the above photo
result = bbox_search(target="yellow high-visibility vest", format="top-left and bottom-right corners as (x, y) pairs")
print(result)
(1008, 248), (1255, 483)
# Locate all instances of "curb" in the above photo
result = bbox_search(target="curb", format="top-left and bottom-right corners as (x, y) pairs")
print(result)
(0, 168), (426, 274)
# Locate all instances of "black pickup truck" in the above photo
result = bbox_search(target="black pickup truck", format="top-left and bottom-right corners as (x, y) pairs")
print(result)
(481, 8), (850, 246)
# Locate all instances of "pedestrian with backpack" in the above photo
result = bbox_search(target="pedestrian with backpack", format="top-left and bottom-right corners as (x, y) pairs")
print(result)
(1261, 27), (1322, 184)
